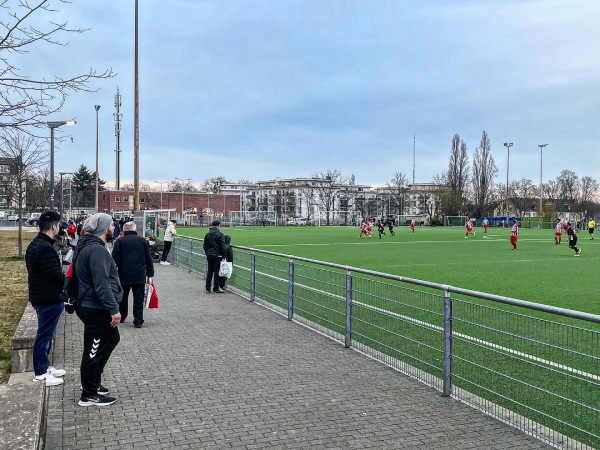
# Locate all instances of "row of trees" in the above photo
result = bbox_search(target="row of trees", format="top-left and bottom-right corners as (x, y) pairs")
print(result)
(434, 131), (599, 218)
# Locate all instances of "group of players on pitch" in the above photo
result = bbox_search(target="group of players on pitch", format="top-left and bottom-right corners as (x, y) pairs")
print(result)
(358, 214), (593, 257)
(464, 216), (592, 256)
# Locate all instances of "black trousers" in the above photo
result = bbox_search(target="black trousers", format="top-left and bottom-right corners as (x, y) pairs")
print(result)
(76, 306), (120, 397)
(161, 241), (172, 262)
(119, 283), (145, 326)
(205, 255), (222, 291)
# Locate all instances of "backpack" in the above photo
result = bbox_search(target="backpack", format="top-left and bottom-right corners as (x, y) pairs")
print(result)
(62, 256), (80, 314)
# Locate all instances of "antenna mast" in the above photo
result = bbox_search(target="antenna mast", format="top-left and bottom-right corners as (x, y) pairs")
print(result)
(412, 134), (416, 184)
(114, 87), (122, 190)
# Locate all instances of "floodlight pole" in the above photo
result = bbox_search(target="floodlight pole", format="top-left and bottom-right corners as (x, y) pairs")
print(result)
(504, 142), (513, 216)
(538, 144), (548, 215)
(47, 120), (76, 211)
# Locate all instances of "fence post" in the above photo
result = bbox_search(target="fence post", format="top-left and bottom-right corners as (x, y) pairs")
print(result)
(442, 285), (452, 397)
(344, 270), (352, 348)
(250, 252), (256, 302)
(188, 238), (193, 269)
(287, 259), (294, 321)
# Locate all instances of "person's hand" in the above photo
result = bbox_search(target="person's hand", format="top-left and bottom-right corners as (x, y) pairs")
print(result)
(110, 312), (121, 327)
(147, 277), (153, 283)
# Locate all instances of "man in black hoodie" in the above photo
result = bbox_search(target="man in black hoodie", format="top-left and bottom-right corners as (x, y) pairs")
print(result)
(74, 213), (123, 406)
(203, 220), (226, 293)
(112, 221), (154, 327)
(25, 211), (66, 387)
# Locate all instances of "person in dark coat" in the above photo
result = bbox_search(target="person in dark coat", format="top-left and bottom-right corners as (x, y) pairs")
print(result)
(219, 235), (234, 290)
(203, 220), (226, 293)
(75, 213), (123, 406)
(25, 211), (66, 387)
(112, 221), (155, 327)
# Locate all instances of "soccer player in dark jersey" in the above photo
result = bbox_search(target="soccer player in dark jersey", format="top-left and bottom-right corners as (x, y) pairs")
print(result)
(387, 216), (396, 236)
(377, 220), (386, 239)
(565, 221), (581, 256)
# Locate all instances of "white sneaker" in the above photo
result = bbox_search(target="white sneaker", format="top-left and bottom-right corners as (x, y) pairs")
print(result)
(33, 372), (64, 386)
(161, 261), (170, 265)
(48, 366), (66, 377)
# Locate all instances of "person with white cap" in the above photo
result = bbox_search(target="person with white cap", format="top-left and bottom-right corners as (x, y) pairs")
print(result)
(73, 213), (123, 406)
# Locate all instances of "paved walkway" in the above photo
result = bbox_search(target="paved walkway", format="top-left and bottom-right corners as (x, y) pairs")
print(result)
(45, 264), (552, 449)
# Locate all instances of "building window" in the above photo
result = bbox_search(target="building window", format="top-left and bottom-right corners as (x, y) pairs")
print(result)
(123, 196), (129, 202)
(0, 165), (8, 174)
(140, 197), (145, 203)
(114, 197), (120, 202)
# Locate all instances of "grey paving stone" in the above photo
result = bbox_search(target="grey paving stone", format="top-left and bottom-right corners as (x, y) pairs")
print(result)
(45, 264), (553, 449)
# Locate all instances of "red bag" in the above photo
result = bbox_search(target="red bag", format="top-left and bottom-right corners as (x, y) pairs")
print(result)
(148, 280), (159, 309)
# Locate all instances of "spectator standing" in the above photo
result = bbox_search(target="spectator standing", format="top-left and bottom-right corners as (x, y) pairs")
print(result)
(113, 218), (121, 240)
(112, 221), (154, 328)
(588, 218), (595, 240)
(25, 211), (66, 387)
(74, 213), (123, 406)
(219, 235), (233, 290)
(203, 220), (226, 293)
(160, 219), (177, 265)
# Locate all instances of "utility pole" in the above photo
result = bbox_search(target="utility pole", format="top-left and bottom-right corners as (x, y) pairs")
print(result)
(114, 87), (122, 190)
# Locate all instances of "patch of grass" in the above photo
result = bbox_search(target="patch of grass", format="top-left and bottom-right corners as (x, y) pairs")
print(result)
(0, 231), (34, 383)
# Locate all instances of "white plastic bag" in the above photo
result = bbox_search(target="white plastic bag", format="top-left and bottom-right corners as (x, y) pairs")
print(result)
(219, 261), (233, 279)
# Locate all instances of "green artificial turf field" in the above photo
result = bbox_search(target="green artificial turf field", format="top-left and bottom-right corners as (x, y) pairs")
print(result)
(178, 225), (600, 316)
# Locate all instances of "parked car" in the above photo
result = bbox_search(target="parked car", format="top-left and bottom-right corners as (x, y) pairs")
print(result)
(7, 214), (19, 221)
(286, 217), (310, 226)
(28, 212), (42, 226)
(249, 216), (275, 225)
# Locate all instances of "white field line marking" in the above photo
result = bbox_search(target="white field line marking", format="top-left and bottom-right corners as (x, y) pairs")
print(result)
(275, 272), (600, 382)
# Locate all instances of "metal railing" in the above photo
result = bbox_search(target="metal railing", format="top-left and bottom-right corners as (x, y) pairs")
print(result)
(171, 235), (600, 449)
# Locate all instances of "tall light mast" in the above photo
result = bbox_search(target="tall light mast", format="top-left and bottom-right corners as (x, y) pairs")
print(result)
(114, 87), (122, 190)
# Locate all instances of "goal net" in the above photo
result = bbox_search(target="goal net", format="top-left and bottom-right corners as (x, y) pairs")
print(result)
(396, 214), (430, 227)
(444, 216), (468, 227)
(228, 211), (278, 226)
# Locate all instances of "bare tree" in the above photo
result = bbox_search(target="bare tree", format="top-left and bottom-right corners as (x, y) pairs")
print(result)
(579, 176), (598, 216)
(385, 172), (409, 215)
(0, 0), (114, 132)
(445, 134), (469, 214)
(510, 178), (537, 217)
(0, 129), (46, 256)
(542, 179), (561, 213)
(202, 176), (227, 193)
(170, 179), (197, 192)
(556, 170), (579, 204)
(471, 130), (498, 217)
(311, 169), (346, 225)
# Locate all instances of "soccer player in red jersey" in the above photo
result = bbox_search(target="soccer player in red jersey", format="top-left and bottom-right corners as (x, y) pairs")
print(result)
(465, 217), (475, 238)
(554, 218), (563, 244)
(482, 217), (489, 235)
(410, 218), (416, 232)
(510, 219), (519, 250)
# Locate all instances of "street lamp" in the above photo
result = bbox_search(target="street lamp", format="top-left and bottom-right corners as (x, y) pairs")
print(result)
(538, 144), (548, 215)
(59, 172), (73, 223)
(504, 142), (513, 216)
(94, 105), (101, 212)
(154, 180), (167, 209)
(174, 177), (191, 223)
(47, 120), (76, 211)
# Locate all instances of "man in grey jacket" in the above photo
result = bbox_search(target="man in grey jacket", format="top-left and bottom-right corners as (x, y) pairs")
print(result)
(74, 213), (123, 407)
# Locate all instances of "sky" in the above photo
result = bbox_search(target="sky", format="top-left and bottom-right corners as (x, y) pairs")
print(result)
(16, 0), (600, 189)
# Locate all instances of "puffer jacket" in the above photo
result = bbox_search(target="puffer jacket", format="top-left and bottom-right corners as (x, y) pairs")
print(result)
(164, 222), (177, 242)
(112, 230), (155, 284)
(25, 233), (64, 306)
(74, 235), (123, 315)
